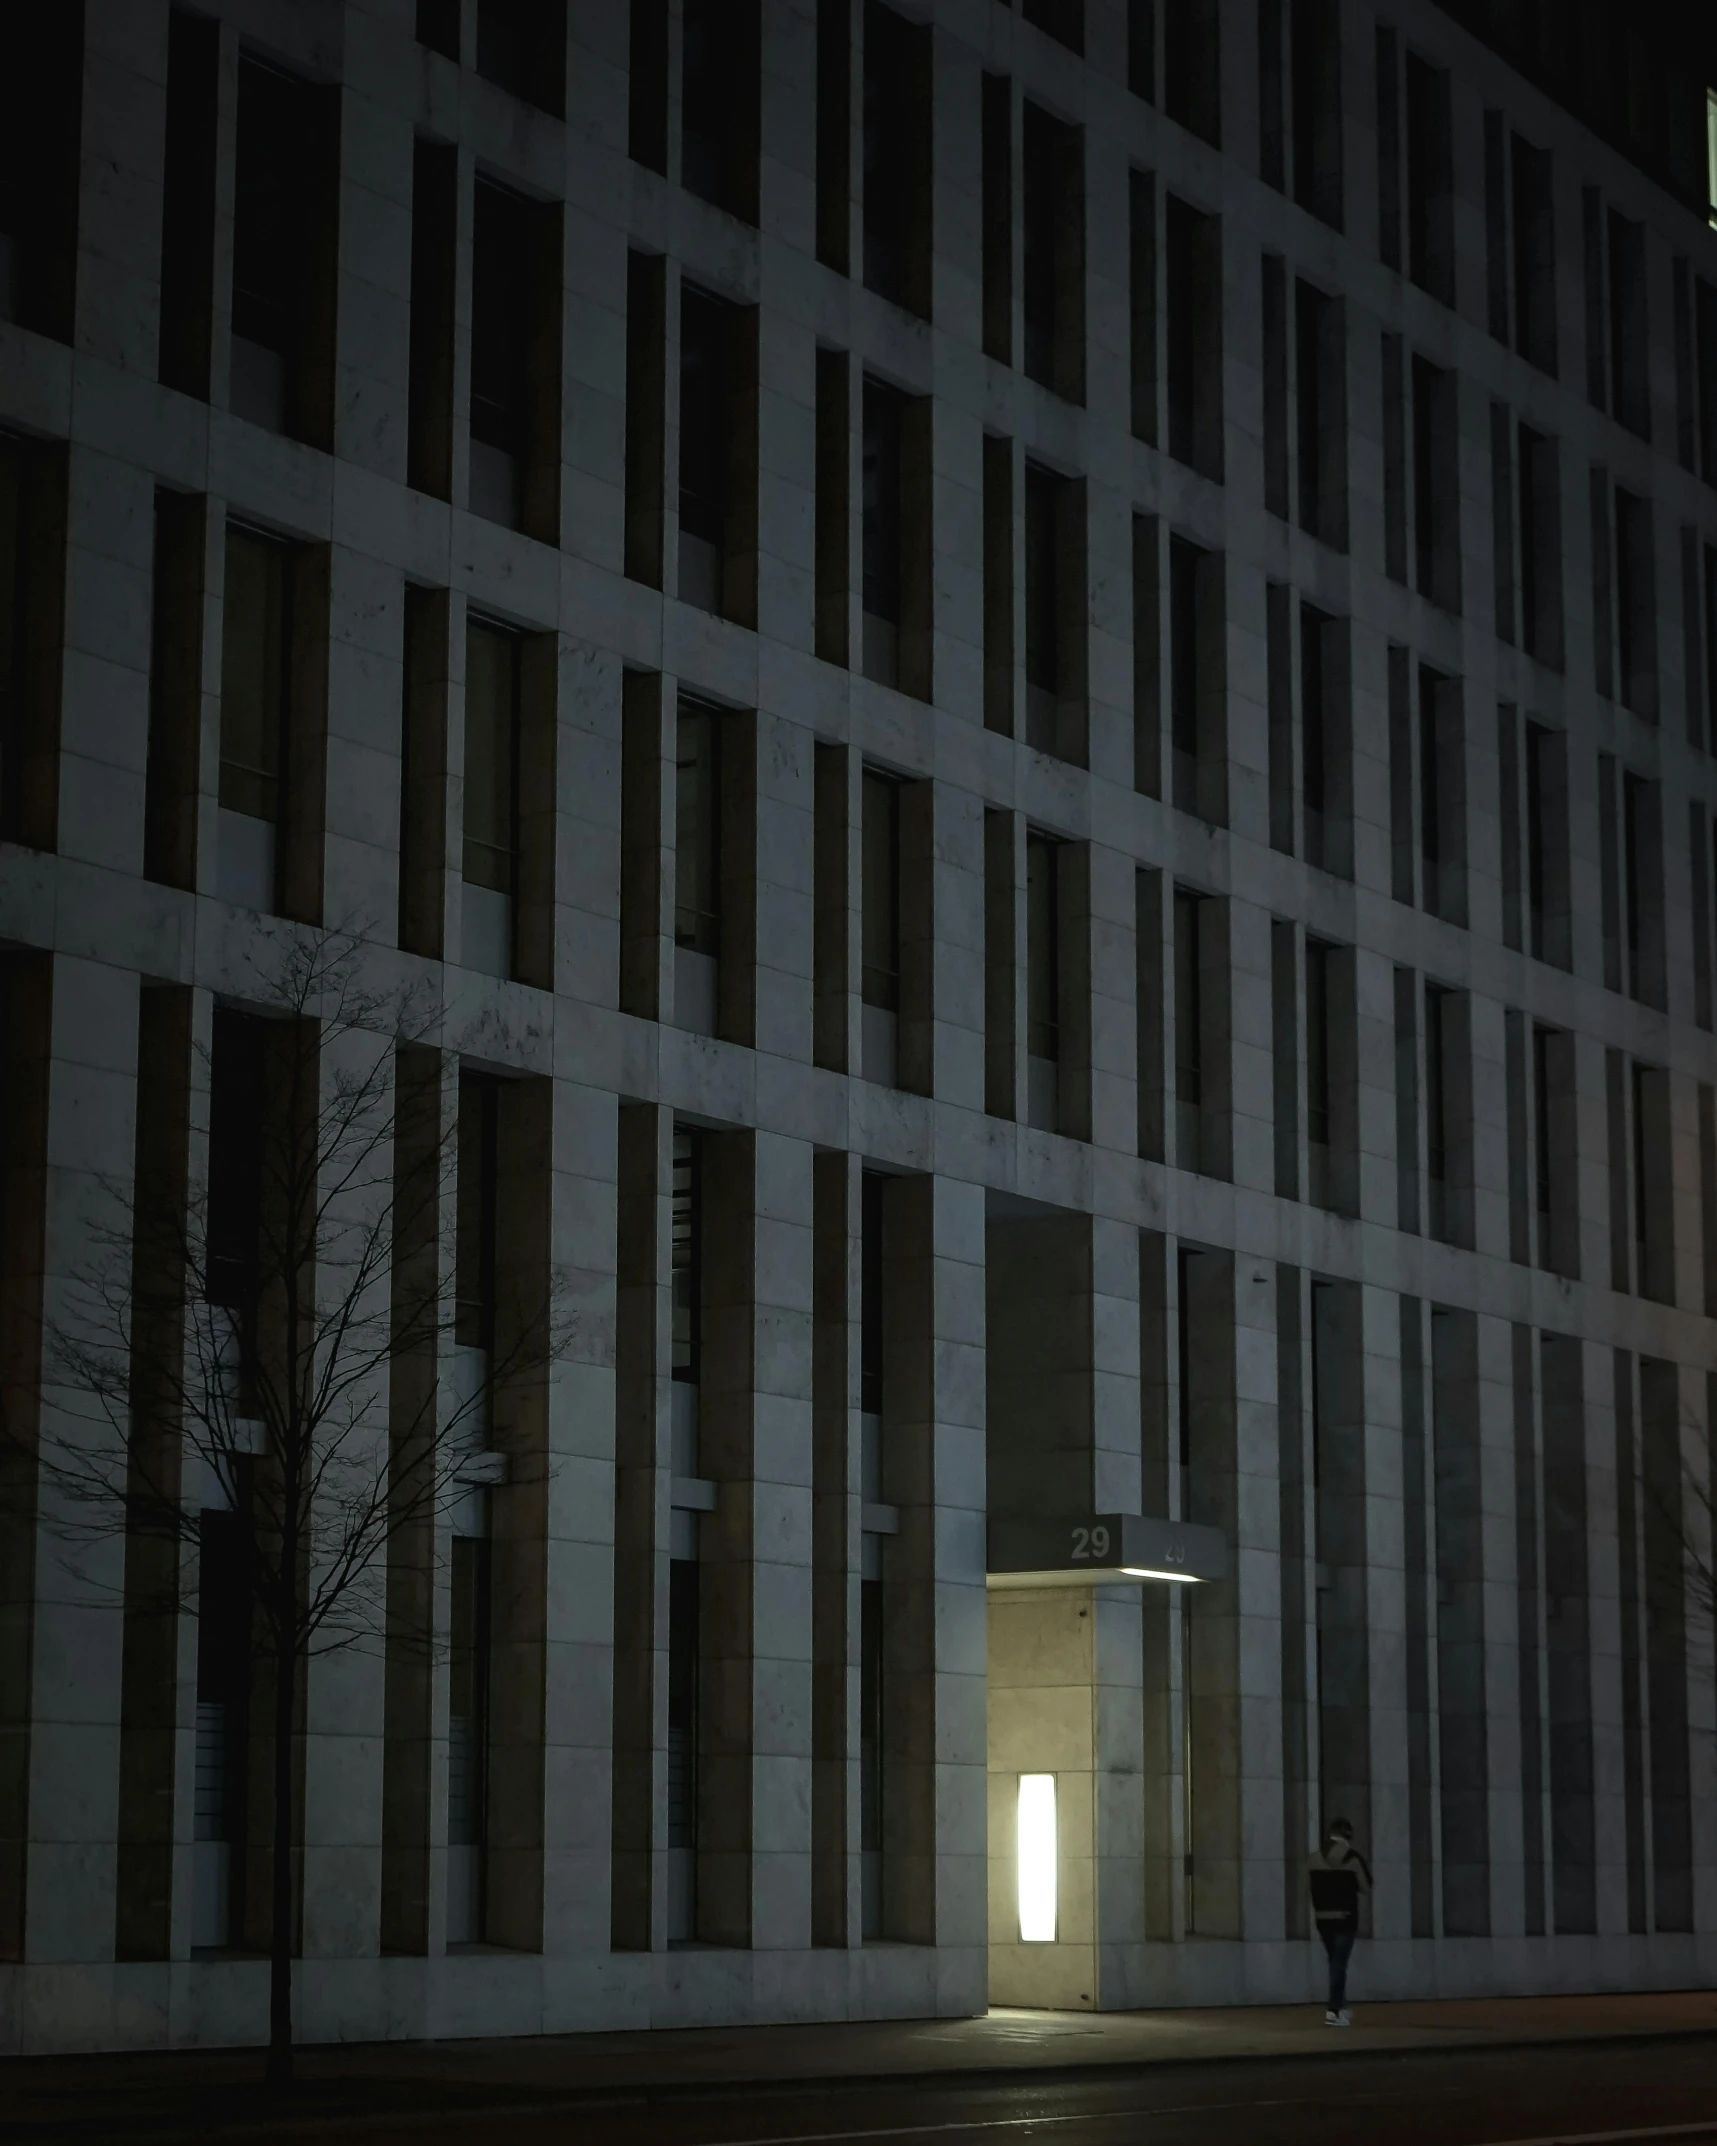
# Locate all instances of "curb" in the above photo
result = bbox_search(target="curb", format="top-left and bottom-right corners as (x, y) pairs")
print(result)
(8, 2020), (1717, 2144)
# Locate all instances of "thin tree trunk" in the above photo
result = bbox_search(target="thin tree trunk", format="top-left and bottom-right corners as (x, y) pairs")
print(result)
(266, 1630), (295, 2092)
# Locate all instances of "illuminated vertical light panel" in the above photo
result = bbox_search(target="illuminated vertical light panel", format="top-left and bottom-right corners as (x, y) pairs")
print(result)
(1017, 1773), (1057, 1943)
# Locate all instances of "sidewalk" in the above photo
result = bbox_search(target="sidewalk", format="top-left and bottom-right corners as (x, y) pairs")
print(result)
(5, 1990), (1716, 2140)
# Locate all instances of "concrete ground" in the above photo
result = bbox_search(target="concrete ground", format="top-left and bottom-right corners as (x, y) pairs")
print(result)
(5, 1990), (1717, 2141)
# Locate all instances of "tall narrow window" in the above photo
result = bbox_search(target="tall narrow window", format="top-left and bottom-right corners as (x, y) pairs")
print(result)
(682, 0), (760, 221)
(1425, 982), (1450, 1244)
(146, 490), (204, 892)
(1174, 887), (1204, 1175)
(816, 0), (851, 271)
(861, 769), (901, 1087)
(1022, 104), (1084, 403)
(1021, 464), (1083, 763)
(0, 12), (82, 345)
(671, 1124), (702, 1385)
(1162, 0), (1220, 148)
(1296, 280), (1347, 550)
(408, 142), (458, 501)
(1412, 356), (1460, 613)
(665, 1552), (700, 1940)
(446, 1530), (493, 1945)
(630, 0), (669, 173)
(1518, 425), (1563, 668)
(462, 621), (520, 979)
(232, 58), (333, 443)
(862, 378), (904, 687)
(863, 3), (931, 318)
(674, 701), (721, 1034)
(678, 287), (732, 616)
(1164, 197), (1222, 481)
(1300, 605), (1350, 878)
(1622, 772), (1666, 1011)
(1608, 209), (1650, 442)
(1025, 833), (1060, 1133)
(470, 178), (559, 536)
(218, 527), (291, 912)
(1614, 488), (1658, 721)
(1169, 536), (1224, 825)
(1290, 0), (1343, 230)
(1306, 939), (1331, 1210)
(159, 10), (219, 398)
(1418, 665), (1464, 924)
(1404, 53), (1453, 304)
(1511, 134), (1557, 376)
(192, 1505), (249, 1951)
(1524, 722), (1570, 970)
(982, 76), (1012, 365)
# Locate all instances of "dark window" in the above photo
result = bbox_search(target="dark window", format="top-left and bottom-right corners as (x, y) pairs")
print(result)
(1518, 425), (1563, 668)
(446, 1534), (492, 1904)
(1291, 0), (1343, 229)
(455, 1073), (501, 1352)
(469, 180), (538, 529)
(1404, 54), (1453, 303)
(159, 11), (219, 398)
(671, 1124), (702, 1381)
(1412, 356), (1460, 613)
(208, 1010), (266, 1324)
(630, 0), (669, 173)
(1524, 722), (1570, 970)
(1305, 937), (1331, 1197)
(219, 528), (290, 831)
(1022, 104), (1084, 401)
(0, 9), (82, 344)
(1025, 834), (1060, 1067)
(232, 60), (313, 433)
(1023, 462), (1062, 751)
(1024, 0), (1083, 53)
(417, 0), (460, 58)
(1174, 887), (1204, 1170)
(861, 770), (901, 1014)
(682, 0), (760, 221)
(860, 1168), (885, 1415)
(407, 141), (458, 500)
(863, 3), (931, 316)
(815, 0), (850, 270)
(1164, 196), (1222, 480)
(1163, 0), (1220, 147)
(1129, 0), (1155, 101)
(475, 0), (566, 117)
(463, 622), (520, 899)
(1608, 209), (1650, 441)
(1511, 134), (1557, 376)
(674, 703), (721, 958)
(981, 75), (1012, 364)
(861, 377), (903, 678)
(678, 287), (731, 612)
(1296, 280), (1347, 550)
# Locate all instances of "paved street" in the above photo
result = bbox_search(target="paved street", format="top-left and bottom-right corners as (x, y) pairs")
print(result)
(5, 1994), (1717, 2145)
(258, 2041), (1717, 2146)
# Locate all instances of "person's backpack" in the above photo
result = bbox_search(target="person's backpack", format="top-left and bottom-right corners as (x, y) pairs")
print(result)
(1309, 1865), (1361, 1920)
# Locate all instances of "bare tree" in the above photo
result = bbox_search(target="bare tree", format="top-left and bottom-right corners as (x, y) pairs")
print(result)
(29, 928), (559, 2090)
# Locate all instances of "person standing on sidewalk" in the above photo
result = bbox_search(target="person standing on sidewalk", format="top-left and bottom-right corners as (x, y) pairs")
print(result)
(1309, 1818), (1372, 2025)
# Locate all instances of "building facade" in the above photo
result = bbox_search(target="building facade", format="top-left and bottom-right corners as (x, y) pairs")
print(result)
(2, 0), (1717, 2055)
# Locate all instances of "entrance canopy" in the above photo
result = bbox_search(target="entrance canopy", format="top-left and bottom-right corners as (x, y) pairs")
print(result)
(986, 1512), (1227, 1589)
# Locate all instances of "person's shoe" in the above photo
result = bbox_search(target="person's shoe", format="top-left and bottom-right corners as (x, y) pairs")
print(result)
(1325, 2010), (1341, 2025)
(1336, 2010), (1352, 2026)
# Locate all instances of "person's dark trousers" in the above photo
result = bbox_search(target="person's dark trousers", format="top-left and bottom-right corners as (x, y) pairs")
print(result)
(1319, 1920), (1356, 2011)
